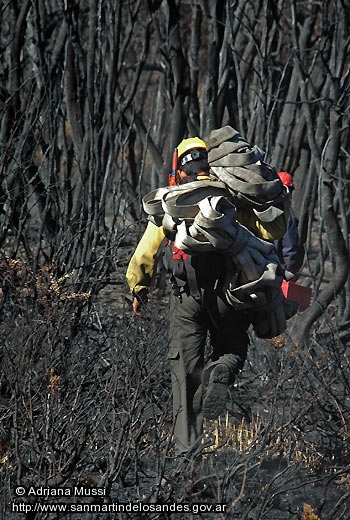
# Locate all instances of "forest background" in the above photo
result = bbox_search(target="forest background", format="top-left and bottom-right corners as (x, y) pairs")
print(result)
(0, 1), (349, 519)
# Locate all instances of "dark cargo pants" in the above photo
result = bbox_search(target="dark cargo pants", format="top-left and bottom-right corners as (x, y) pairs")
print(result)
(168, 288), (251, 454)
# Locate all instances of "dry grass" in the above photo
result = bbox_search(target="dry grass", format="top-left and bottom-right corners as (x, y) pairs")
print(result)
(202, 411), (326, 475)
(302, 503), (321, 520)
(203, 412), (262, 453)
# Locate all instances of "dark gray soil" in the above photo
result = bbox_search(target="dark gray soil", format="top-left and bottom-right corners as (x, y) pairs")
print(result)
(0, 274), (349, 520)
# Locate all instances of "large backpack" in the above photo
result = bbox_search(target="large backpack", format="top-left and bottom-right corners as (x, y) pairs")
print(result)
(144, 126), (297, 337)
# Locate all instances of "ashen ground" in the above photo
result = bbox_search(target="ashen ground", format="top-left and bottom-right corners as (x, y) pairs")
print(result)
(0, 273), (348, 520)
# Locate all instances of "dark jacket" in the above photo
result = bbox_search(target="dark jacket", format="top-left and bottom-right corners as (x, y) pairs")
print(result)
(274, 207), (300, 274)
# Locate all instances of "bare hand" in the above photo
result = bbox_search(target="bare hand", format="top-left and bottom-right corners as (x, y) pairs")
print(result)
(132, 297), (142, 316)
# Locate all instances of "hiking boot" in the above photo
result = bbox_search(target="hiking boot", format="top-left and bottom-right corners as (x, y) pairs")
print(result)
(202, 364), (230, 419)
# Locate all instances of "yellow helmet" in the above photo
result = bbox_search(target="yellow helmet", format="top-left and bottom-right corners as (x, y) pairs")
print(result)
(177, 137), (207, 167)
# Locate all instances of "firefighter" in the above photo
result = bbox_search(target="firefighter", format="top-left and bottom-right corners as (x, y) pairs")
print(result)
(126, 136), (287, 455)
(274, 172), (301, 279)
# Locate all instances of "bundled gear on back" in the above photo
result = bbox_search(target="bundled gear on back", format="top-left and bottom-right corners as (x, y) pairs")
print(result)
(140, 126), (297, 338)
(206, 126), (286, 222)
